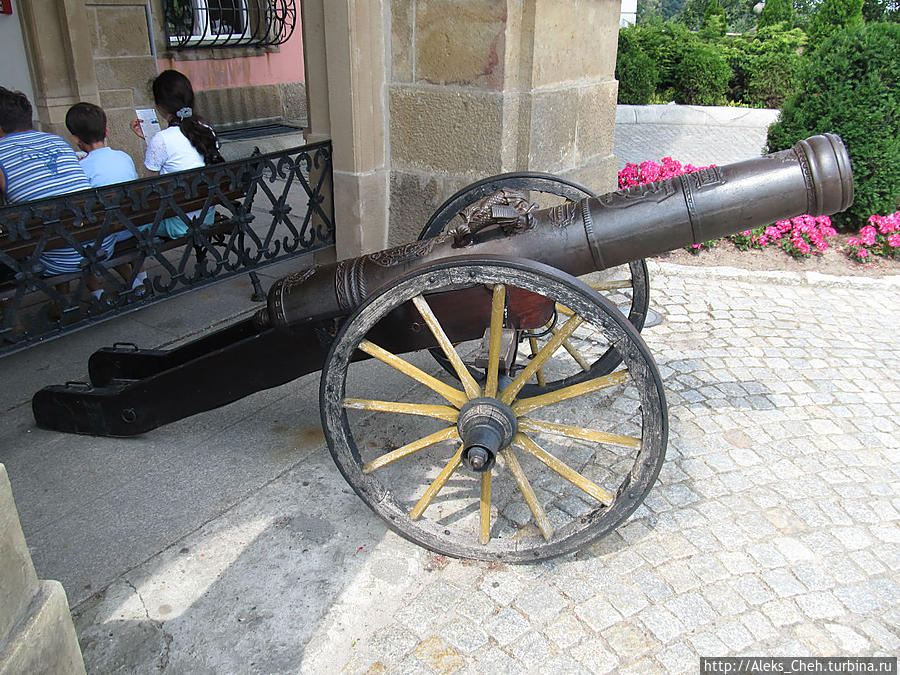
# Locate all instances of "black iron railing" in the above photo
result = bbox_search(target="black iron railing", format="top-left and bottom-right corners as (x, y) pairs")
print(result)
(0, 140), (334, 357)
(164, 0), (297, 49)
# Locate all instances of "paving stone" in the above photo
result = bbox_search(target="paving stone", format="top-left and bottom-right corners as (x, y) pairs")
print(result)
(824, 624), (870, 653)
(604, 582), (650, 618)
(664, 592), (716, 631)
(690, 631), (729, 657)
(507, 631), (554, 669)
(544, 612), (587, 650)
(731, 575), (775, 606)
(574, 596), (622, 633)
(655, 642), (697, 674)
(483, 607), (531, 646)
(715, 619), (755, 652)
(441, 619), (489, 655)
(456, 590), (497, 623)
(514, 583), (568, 625)
(545, 652), (595, 675)
(396, 581), (462, 637)
(657, 560), (701, 593)
(479, 569), (529, 606)
(761, 568), (805, 598)
(761, 598), (804, 627)
(794, 592), (846, 621)
(703, 581), (749, 616)
(638, 605), (686, 644)
(413, 636), (466, 674)
(602, 620), (660, 660)
(630, 569), (674, 603)
(366, 625), (420, 664)
(466, 647), (520, 675)
(741, 610), (778, 642)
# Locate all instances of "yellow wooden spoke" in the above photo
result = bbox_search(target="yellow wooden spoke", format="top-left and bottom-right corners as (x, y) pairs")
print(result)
(484, 284), (506, 398)
(358, 340), (467, 408)
(363, 426), (459, 474)
(512, 369), (628, 415)
(410, 444), (464, 520)
(558, 334), (591, 371)
(518, 417), (640, 450)
(588, 279), (632, 291)
(500, 447), (553, 540)
(528, 337), (546, 387)
(480, 471), (492, 544)
(514, 432), (615, 505)
(412, 295), (482, 400)
(500, 314), (583, 405)
(343, 398), (459, 423)
(556, 304), (575, 317)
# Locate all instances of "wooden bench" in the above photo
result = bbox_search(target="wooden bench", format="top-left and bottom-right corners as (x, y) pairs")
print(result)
(0, 140), (336, 357)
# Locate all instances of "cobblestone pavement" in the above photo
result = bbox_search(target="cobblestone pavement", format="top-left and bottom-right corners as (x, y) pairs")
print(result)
(73, 262), (900, 673)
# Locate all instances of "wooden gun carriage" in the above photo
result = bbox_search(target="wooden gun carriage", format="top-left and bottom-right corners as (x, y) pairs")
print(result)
(33, 135), (854, 562)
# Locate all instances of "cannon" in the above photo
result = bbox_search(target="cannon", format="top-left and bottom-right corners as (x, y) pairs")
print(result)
(33, 134), (853, 561)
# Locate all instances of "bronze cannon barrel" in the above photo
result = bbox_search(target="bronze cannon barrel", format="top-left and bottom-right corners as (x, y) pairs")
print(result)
(260, 133), (853, 329)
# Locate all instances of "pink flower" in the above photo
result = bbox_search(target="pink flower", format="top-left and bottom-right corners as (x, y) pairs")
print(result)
(847, 237), (860, 246)
(758, 234), (769, 246)
(888, 234), (900, 248)
(857, 248), (869, 259)
(860, 226), (877, 246)
(741, 230), (752, 236)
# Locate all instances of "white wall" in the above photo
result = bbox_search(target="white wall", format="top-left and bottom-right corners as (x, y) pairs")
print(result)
(620, 0), (637, 26)
(0, 7), (35, 103)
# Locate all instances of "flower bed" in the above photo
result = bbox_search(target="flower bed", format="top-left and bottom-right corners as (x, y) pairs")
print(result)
(619, 159), (900, 264)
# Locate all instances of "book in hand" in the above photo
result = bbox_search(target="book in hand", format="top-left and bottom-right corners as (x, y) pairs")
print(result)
(135, 108), (160, 142)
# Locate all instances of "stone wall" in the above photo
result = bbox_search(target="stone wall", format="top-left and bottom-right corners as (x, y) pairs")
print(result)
(0, 465), (85, 674)
(386, 0), (621, 245)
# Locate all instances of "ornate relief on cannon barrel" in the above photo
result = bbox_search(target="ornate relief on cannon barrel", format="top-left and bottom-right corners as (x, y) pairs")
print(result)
(334, 239), (440, 312)
(547, 201), (579, 229)
(595, 179), (680, 209)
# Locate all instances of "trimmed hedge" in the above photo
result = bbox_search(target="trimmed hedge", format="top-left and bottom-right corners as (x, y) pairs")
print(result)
(767, 23), (900, 226)
(673, 43), (732, 104)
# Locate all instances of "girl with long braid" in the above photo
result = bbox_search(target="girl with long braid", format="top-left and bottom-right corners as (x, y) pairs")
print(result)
(130, 69), (224, 239)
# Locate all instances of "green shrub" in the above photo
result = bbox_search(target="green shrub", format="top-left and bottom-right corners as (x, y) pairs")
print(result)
(740, 25), (807, 107)
(630, 21), (700, 93)
(616, 31), (660, 104)
(767, 23), (900, 226)
(673, 43), (732, 104)
(745, 52), (803, 107)
(758, 0), (794, 28)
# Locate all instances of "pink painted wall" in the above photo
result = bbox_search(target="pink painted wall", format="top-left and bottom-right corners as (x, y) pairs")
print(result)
(157, 21), (304, 91)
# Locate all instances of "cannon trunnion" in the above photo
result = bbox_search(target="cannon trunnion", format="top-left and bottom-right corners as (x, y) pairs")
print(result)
(33, 135), (853, 561)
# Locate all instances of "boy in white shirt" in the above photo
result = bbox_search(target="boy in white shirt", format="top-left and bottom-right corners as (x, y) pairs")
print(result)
(66, 102), (147, 294)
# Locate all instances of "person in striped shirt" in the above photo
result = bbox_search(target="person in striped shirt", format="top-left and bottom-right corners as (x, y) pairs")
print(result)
(0, 87), (115, 302)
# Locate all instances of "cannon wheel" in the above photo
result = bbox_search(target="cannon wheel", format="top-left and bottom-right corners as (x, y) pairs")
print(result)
(418, 172), (650, 392)
(320, 256), (667, 562)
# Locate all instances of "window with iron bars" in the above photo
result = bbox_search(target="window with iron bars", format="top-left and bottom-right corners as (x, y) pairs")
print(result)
(164, 0), (297, 49)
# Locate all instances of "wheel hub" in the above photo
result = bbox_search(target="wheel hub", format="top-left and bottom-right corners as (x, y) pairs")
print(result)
(457, 397), (518, 472)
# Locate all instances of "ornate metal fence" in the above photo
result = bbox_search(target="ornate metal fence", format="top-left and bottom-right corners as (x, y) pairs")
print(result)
(0, 140), (334, 357)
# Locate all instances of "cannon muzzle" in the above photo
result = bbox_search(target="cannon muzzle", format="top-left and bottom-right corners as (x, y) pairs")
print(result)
(259, 133), (853, 329)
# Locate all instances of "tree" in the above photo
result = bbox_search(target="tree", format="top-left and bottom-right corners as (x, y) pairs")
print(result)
(758, 0), (794, 27)
(702, 0), (729, 34)
(810, 0), (864, 42)
(861, 0), (900, 20)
